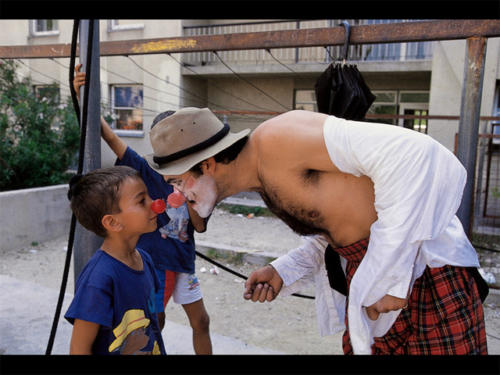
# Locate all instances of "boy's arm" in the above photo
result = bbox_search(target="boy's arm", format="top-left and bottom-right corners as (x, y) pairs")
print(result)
(69, 318), (100, 354)
(100, 116), (127, 160)
(186, 202), (207, 233)
(73, 63), (127, 160)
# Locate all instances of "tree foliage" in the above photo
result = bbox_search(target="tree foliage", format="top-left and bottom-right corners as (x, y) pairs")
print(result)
(0, 60), (80, 191)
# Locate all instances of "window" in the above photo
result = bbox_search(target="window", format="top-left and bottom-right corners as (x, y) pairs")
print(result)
(108, 20), (144, 32)
(294, 90), (318, 112)
(402, 109), (428, 133)
(367, 90), (429, 129)
(398, 91), (429, 133)
(111, 85), (144, 131)
(492, 82), (500, 145)
(33, 84), (60, 104)
(366, 91), (398, 125)
(30, 20), (59, 36)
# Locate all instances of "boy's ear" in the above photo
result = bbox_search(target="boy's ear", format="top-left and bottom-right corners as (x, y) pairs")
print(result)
(102, 214), (123, 233)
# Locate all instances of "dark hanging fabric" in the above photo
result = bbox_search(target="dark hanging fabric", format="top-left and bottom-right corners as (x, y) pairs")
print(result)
(315, 20), (375, 120)
(324, 245), (348, 296)
(315, 63), (376, 121)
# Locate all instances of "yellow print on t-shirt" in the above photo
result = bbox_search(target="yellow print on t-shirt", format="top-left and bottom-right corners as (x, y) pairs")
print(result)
(109, 309), (160, 354)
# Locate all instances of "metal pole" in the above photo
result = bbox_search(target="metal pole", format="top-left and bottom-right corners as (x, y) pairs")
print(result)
(2, 20), (499, 59)
(456, 36), (487, 236)
(73, 20), (102, 281)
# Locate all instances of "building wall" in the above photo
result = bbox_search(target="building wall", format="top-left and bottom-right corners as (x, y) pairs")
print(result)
(0, 20), (184, 168)
(1, 20), (498, 164)
(428, 38), (500, 151)
(99, 20), (184, 167)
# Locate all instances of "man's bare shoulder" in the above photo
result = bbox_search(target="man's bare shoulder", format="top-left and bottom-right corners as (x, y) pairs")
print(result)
(252, 110), (327, 147)
(250, 110), (335, 171)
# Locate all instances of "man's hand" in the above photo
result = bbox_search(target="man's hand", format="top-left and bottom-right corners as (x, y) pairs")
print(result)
(243, 264), (283, 303)
(365, 294), (408, 321)
(73, 63), (85, 102)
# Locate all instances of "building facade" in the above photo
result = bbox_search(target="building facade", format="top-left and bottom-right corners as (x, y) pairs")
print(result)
(1, 19), (500, 231)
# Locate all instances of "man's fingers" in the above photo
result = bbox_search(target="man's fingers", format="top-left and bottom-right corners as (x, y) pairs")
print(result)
(243, 286), (253, 300)
(243, 278), (256, 299)
(251, 283), (263, 302)
(258, 283), (270, 303)
(266, 285), (275, 302)
(75, 63), (82, 72)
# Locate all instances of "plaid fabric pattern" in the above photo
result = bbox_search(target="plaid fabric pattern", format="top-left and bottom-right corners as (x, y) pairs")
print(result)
(335, 239), (487, 355)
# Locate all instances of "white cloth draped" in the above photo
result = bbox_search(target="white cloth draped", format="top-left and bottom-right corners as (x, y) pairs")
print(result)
(271, 116), (480, 354)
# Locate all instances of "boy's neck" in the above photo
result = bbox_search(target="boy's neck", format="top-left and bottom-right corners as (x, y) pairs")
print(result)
(101, 236), (143, 271)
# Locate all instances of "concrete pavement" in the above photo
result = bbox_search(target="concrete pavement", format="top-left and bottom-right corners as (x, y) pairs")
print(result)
(0, 274), (282, 355)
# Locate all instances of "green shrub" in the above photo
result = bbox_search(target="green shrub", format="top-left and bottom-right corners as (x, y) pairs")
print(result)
(0, 60), (80, 191)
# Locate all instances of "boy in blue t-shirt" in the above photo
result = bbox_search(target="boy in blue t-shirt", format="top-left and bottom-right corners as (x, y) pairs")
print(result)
(74, 66), (212, 354)
(65, 166), (166, 355)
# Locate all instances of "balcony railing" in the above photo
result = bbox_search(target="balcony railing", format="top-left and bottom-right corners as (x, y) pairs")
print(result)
(182, 19), (435, 67)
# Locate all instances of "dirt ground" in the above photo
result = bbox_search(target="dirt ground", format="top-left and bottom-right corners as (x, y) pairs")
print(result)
(1, 207), (500, 354)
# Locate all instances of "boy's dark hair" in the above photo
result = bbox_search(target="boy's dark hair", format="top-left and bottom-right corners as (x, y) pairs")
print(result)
(67, 166), (141, 238)
(189, 136), (249, 176)
(151, 110), (176, 128)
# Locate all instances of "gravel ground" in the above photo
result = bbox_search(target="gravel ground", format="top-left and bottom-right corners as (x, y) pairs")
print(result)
(1, 207), (500, 354)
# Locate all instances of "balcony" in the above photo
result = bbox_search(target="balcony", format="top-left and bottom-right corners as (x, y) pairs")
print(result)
(181, 19), (434, 68)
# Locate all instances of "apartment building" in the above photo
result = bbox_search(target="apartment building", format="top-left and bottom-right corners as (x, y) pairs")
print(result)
(1, 19), (500, 231)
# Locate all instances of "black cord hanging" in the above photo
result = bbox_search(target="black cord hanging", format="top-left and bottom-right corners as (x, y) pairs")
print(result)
(45, 25), (313, 355)
(45, 19), (95, 355)
(194, 250), (314, 299)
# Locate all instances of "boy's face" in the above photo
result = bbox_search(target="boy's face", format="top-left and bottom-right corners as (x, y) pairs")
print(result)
(115, 177), (158, 235)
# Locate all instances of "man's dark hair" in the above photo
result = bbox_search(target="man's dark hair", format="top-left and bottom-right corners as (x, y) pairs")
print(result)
(68, 166), (141, 238)
(189, 136), (249, 176)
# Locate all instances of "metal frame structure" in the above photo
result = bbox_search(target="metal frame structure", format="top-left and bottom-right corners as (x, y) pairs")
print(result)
(2, 19), (500, 236)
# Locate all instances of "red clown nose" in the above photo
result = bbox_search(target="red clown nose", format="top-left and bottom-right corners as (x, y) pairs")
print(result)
(167, 190), (186, 208)
(151, 199), (166, 214)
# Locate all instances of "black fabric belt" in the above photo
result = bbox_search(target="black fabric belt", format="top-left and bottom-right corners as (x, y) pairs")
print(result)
(467, 267), (489, 303)
(324, 245), (348, 296)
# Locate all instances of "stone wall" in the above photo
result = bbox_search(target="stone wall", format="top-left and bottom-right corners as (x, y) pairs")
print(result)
(0, 185), (71, 251)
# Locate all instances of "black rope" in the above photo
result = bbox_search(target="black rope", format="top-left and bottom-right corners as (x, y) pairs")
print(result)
(212, 51), (291, 111)
(125, 55), (231, 111)
(167, 52), (279, 113)
(45, 19), (95, 355)
(45, 19), (80, 355)
(77, 20), (94, 173)
(194, 250), (314, 300)
(265, 49), (298, 74)
(49, 58), (162, 115)
(68, 20), (81, 124)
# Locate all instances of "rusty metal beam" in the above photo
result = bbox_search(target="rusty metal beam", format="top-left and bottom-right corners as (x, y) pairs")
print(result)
(1, 20), (500, 59)
(456, 36), (488, 236)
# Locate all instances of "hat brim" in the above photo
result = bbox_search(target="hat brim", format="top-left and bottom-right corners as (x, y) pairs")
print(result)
(144, 129), (251, 176)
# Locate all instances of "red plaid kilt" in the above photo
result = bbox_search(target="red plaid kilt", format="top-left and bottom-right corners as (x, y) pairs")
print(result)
(335, 239), (487, 355)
